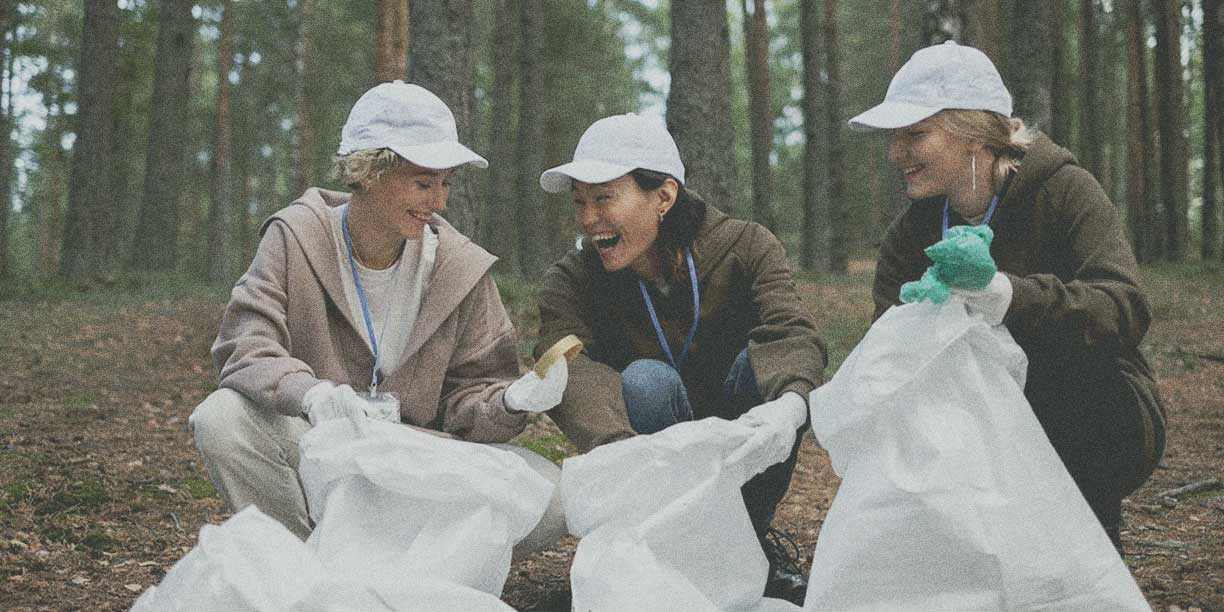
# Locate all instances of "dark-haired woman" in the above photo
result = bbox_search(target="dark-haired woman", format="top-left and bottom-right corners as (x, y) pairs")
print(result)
(533, 113), (827, 602)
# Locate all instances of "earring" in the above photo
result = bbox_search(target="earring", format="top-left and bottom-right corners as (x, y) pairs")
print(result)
(658, 210), (665, 223)
(971, 155), (977, 194)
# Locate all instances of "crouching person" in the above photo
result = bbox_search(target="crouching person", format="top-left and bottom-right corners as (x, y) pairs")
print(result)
(189, 81), (566, 555)
(534, 113), (828, 604)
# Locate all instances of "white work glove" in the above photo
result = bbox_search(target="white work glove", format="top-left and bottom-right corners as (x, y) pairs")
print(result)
(503, 359), (568, 413)
(951, 271), (1013, 326)
(301, 383), (369, 426)
(727, 392), (808, 467)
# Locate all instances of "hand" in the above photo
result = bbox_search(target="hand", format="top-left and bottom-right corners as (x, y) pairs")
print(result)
(727, 392), (808, 467)
(925, 225), (997, 289)
(302, 383), (369, 426)
(504, 359), (568, 413)
(951, 272), (1013, 326)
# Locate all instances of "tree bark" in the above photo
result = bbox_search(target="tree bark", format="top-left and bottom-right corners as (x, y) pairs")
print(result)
(410, 0), (479, 235)
(1005, 1), (1053, 130)
(667, 0), (737, 213)
(1049, 0), (1074, 147)
(744, 0), (775, 231)
(961, 0), (1001, 62)
(800, 0), (824, 270)
(823, 0), (846, 274)
(0, 1), (12, 278)
(61, 0), (120, 279)
(206, 0), (234, 284)
(486, 0), (518, 270)
(129, 0), (195, 272)
(293, 0), (315, 197)
(1203, 0), (1222, 260)
(1152, 0), (1187, 260)
(515, 0), (545, 278)
(1077, 0), (1102, 179)
(374, 0), (409, 83)
(1125, 0), (1156, 263)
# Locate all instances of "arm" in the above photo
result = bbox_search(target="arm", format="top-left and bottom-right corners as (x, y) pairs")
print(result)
(743, 224), (829, 402)
(1003, 167), (1151, 354)
(535, 257), (635, 453)
(437, 273), (528, 443)
(212, 222), (325, 416)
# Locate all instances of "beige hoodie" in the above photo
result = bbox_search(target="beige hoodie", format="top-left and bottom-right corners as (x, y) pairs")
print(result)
(212, 188), (526, 443)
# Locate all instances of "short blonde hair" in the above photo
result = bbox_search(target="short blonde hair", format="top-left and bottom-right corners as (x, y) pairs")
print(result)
(330, 148), (405, 191)
(930, 109), (1037, 190)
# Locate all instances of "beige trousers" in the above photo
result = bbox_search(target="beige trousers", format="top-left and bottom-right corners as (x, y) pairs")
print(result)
(189, 389), (566, 558)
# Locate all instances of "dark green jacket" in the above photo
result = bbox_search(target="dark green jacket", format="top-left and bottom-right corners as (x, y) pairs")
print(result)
(873, 134), (1164, 496)
(537, 206), (828, 453)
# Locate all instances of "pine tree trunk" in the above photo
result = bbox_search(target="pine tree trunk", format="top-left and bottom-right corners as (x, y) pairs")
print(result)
(1005, 1), (1053, 130)
(294, 0), (315, 197)
(744, 0), (775, 231)
(1048, 0), (1074, 149)
(823, 0), (846, 274)
(800, 0), (824, 270)
(962, 0), (1001, 62)
(61, 0), (120, 280)
(129, 0), (195, 272)
(486, 0), (518, 270)
(515, 0), (545, 278)
(410, 0), (479, 236)
(921, 0), (963, 44)
(667, 0), (737, 213)
(1077, 0), (1102, 179)
(1125, 0), (1156, 263)
(207, 0), (234, 284)
(374, 0), (409, 83)
(1152, 0), (1187, 260)
(0, 1), (12, 278)
(1203, 0), (1221, 260)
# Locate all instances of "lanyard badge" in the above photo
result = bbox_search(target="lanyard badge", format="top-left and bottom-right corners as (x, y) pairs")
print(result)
(638, 248), (701, 372)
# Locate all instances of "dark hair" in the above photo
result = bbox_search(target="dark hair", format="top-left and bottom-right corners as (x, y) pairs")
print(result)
(629, 168), (707, 281)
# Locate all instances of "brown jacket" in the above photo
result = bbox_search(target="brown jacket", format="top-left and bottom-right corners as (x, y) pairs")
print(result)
(873, 135), (1164, 496)
(212, 188), (526, 443)
(536, 206), (827, 453)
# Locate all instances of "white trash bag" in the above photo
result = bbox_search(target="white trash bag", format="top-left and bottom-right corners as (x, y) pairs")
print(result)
(298, 417), (553, 597)
(128, 507), (399, 612)
(561, 399), (807, 612)
(805, 300), (1151, 612)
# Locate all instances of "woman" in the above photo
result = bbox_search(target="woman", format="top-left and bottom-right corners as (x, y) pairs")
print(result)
(189, 81), (565, 548)
(534, 113), (827, 602)
(850, 41), (1165, 551)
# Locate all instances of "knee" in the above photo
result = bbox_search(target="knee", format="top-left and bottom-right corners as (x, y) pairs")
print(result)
(189, 389), (255, 462)
(621, 359), (683, 402)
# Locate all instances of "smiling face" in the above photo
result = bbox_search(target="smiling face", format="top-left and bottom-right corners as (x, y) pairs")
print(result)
(361, 162), (453, 239)
(572, 174), (675, 278)
(887, 116), (977, 202)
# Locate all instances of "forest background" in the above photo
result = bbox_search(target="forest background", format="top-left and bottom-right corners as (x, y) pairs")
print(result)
(1, 0), (1222, 284)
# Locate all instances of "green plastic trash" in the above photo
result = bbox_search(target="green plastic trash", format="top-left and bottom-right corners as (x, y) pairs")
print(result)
(899, 225), (997, 304)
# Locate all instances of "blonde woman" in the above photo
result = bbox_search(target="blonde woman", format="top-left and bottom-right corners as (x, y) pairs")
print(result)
(851, 41), (1165, 553)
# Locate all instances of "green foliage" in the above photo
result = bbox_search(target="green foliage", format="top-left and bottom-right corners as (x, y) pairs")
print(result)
(513, 431), (576, 464)
(182, 477), (217, 500)
(35, 479), (109, 517)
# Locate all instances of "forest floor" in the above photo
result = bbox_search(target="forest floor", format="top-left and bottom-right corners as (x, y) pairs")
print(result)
(0, 262), (1221, 612)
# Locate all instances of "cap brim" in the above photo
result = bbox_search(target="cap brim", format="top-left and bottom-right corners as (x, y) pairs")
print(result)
(847, 101), (942, 131)
(390, 141), (489, 169)
(539, 159), (635, 193)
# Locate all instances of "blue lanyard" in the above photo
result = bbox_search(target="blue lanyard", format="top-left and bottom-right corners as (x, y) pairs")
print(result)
(637, 249), (700, 372)
(942, 194), (1000, 237)
(341, 207), (400, 393)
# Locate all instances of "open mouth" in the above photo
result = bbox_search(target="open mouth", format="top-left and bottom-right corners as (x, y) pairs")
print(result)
(407, 209), (432, 222)
(590, 232), (622, 251)
(901, 164), (924, 179)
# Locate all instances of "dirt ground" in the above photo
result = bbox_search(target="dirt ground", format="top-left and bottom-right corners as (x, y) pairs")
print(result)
(0, 268), (1221, 611)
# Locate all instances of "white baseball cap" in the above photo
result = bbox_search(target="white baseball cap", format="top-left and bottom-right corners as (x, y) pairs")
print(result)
(848, 41), (1012, 131)
(337, 80), (488, 169)
(539, 113), (685, 193)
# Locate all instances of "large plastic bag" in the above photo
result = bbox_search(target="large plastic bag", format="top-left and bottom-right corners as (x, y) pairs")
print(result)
(130, 507), (514, 612)
(561, 400), (807, 612)
(298, 417), (553, 597)
(804, 300), (1151, 612)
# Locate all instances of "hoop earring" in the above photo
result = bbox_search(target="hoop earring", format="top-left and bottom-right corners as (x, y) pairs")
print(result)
(971, 155), (977, 194)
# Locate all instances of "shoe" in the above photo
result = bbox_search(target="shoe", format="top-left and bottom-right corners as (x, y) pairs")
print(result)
(762, 527), (808, 605)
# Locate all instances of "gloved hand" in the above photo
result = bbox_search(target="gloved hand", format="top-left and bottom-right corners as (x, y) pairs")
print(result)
(301, 383), (369, 426)
(951, 271), (1013, 326)
(727, 392), (808, 466)
(503, 358), (568, 413)
(925, 225), (997, 289)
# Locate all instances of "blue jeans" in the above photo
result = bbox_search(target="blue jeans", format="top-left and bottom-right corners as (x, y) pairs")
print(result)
(621, 348), (800, 537)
